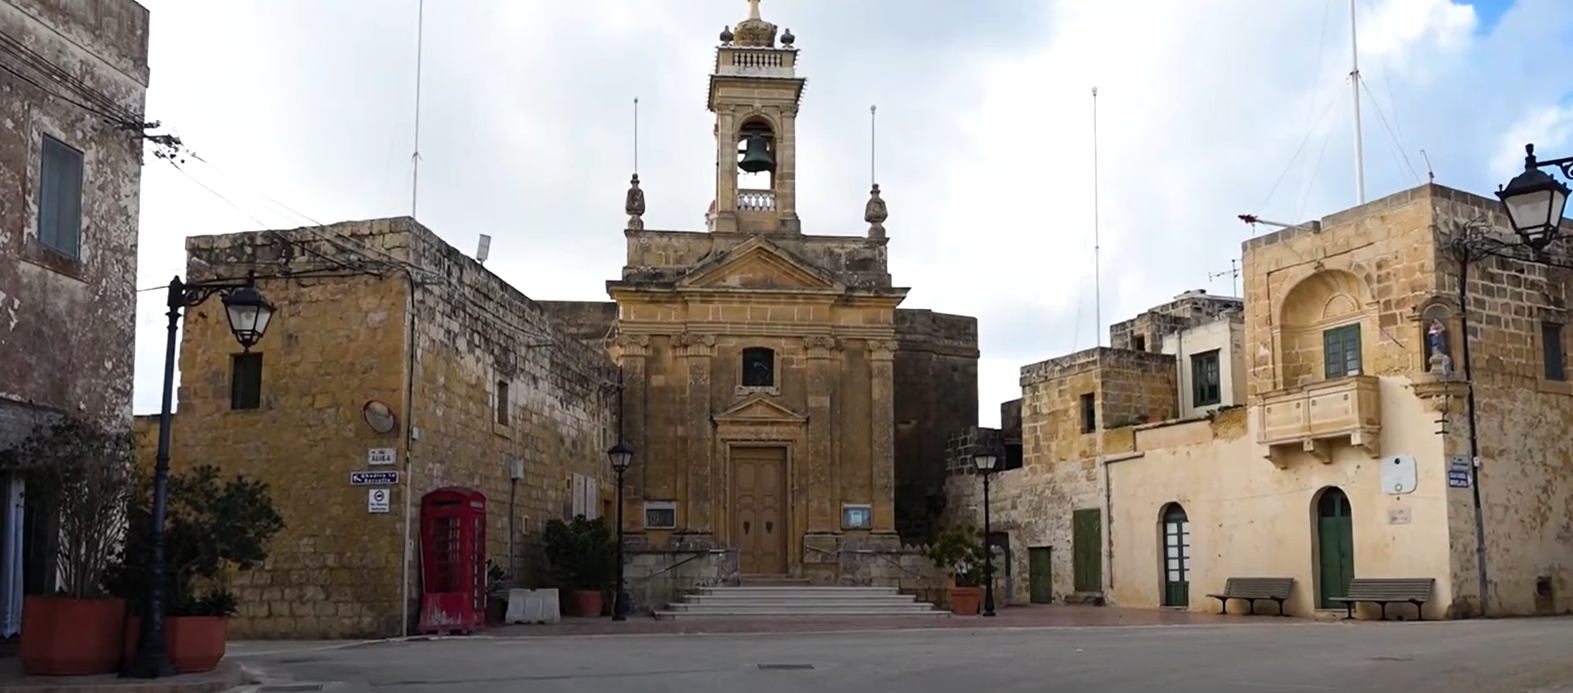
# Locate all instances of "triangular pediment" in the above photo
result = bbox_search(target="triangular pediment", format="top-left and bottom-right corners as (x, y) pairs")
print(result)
(678, 237), (843, 292)
(713, 395), (807, 424)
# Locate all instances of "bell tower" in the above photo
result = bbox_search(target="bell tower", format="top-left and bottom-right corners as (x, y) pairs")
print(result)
(708, 0), (806, 235)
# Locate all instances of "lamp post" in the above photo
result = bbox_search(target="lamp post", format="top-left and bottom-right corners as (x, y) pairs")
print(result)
(607, 441), (633, 621)
(123, 274), (274, 679)
(1444, 142), (1572, 620)
(972, 451), (999, 617)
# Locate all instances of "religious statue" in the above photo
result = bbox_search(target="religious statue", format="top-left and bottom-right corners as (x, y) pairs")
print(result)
(1427, 318), (1453, 375)
(625, 174), (646, 232)
(864, 183), (888, 240)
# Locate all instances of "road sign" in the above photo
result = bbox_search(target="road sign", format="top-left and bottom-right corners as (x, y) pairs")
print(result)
(350, 471), (400, 486)
(1447, 454), (1472, 489)
(367, 447), (397, 466)
(368, 488), (391, 514)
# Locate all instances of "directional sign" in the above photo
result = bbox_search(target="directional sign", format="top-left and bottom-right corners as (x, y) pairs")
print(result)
(1447, 454), (1473, 489)
(350, 471), (400, 486)
(367, 488), (391, 514)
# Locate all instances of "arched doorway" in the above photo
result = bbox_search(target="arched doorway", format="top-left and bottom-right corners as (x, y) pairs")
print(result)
(1161, 504), (1190, 607)
(1316, 488), (1355, 608)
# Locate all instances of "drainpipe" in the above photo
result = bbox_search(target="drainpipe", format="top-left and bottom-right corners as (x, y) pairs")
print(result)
(399, 270), (421, 636)
(1454, 245), (1491, 617)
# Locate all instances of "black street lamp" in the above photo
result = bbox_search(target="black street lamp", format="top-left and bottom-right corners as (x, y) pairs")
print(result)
(1496, 144), (1572, 252)
(123, 274), (274, 679)
(607, 441), (633, 621)
(972, 451), (999, 617)
(1443, 142), (1573, 620)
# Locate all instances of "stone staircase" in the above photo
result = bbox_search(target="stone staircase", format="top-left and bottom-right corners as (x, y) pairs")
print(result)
(653, 582), (948, 621)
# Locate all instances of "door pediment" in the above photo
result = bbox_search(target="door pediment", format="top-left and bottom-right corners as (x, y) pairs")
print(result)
(713, 395), (807, 425)
(677, 237), (844, 292)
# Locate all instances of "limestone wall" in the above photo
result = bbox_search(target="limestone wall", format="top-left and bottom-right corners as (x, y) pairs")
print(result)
(0, 0), (150, 445)
(893, 309), (979, 544)
(157, 218), (619, 638)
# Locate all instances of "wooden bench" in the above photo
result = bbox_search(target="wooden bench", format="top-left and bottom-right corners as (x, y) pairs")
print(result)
(1330, 577), (1434, 621)
(1206, 577), (1294, 616)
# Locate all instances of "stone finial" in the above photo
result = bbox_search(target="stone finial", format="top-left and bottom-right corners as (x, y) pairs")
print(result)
(720, 26), (735, 43)
(781, 28), (795, 47)
(864, 183), (888, 239)
(625, 174), (646, 232)
(732, 0), (777, 47)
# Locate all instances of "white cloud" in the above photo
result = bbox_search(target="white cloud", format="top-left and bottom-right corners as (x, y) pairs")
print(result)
(127, 0), (1573, 429)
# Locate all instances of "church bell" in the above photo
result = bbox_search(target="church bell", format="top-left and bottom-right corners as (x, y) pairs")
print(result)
(737, 133), (776, 174)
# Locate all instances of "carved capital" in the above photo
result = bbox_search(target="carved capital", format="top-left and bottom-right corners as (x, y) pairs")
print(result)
(679, 331), (717, 357)
(805, 334), (839, 359)
(614, 333), (651, 358)
(781, 102), (800, 117)
(867, 339), (899, 361)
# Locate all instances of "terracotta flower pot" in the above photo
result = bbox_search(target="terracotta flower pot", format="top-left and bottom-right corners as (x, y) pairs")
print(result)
(568, 589), (604, 617)
(949, 586), (983, 616)
(123, 615), (228, 674)
(19, 596), (126, 675)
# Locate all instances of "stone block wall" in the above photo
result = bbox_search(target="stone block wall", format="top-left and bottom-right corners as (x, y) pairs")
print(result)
(0, 0), (150, 445)
(893, 309), (979, 544)
(1109, 290), (1242, 353)
(156, 218), (619, 639)
(539, 300), (617, 347)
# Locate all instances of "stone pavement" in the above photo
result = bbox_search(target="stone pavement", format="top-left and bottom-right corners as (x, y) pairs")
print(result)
(485, 604), (1246, 637)
(228, 614), (1573, 693)
(0, 659), (242, 693)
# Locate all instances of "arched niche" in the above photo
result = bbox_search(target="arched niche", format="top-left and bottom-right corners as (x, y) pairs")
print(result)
(1276, 269), (1375, 387)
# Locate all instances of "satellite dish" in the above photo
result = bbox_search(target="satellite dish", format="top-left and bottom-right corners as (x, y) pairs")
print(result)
(476, 234), (492, 264)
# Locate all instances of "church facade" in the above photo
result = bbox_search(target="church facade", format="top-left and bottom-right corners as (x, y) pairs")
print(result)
(546, 1), (980, 600)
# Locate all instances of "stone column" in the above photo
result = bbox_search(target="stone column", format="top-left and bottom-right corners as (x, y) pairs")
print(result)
(680, 331), (716, 536)
(868, 339), (899, 533)
(805, 334), (839, 532)
(713, 109), (739, 233)
(777, 103), (801, 234)
(614, 334), (650, 503)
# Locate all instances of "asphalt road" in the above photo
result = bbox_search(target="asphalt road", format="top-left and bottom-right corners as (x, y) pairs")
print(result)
(233, 618), (1573, 693)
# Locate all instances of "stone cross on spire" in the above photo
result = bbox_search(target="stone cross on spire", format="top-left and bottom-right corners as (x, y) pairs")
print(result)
(747, 0), (761, 20)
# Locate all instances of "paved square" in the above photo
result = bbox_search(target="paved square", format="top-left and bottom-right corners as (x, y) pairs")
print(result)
(234, 617), (1573, 693)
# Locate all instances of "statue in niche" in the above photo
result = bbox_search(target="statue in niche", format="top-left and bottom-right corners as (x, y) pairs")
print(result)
(1426, 317), (1453, 375)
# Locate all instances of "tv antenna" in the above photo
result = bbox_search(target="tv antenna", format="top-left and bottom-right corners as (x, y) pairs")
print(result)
(1208, 258), (1240, 297)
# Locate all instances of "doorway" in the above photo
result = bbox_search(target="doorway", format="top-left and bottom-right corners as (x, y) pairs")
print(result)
(1028, 546), (1053, 604)
(1072, 508), (1102, 593)
(731, 446), (788, 575)
(1161, 503), (1190, 607)
(987, 531), (1011, 603)
(1316, 488), (1355, 609)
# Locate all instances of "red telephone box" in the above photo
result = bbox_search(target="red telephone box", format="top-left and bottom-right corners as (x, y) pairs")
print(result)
(418, 487), (487, 635)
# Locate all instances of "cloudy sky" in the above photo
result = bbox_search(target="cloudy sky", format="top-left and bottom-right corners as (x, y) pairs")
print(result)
(130, 0), (1573, 426)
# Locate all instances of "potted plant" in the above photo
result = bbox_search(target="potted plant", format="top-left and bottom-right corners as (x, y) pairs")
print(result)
(5, 418), (133, 676)
(922, 523), (990, 616)
(485, 559), (511, 624)
(106, 465), (283, 674)
(542, 515), (616, 617)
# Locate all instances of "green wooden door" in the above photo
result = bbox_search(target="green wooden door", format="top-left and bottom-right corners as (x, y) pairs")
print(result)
(1072, 509), (1102, 593)
(1162, 504), (1190, 607)
(1316, 489), (1355, 608)
(1028, 547), (1053, 603)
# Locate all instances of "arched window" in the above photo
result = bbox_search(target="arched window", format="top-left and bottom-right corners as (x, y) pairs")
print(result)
(741, 347), (775, 388)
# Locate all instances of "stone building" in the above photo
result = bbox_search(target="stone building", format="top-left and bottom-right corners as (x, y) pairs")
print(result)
(539, 1), (978, 604)
(0, 0), (150, 636)
(948, 182), (1573, 620)
(141, 219), (621, 639)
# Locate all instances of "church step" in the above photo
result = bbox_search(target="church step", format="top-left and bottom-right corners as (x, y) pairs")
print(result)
(653, 607), (949, 621)
(695, 586), (901, 596)
(669, 600), (930, 611)
(684, 594), (920, 604)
